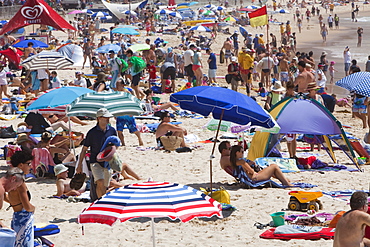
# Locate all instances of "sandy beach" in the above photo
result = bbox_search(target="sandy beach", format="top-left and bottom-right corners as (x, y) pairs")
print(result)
(1, 1), (370, 246)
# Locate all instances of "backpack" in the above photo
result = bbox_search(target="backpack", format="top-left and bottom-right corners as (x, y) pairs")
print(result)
(130, 56), (146, 73)
(115, 57), (129, 73)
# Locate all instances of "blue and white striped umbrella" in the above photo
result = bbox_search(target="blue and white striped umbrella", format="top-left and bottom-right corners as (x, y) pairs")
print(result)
(21, 51), (74, 70)
(123, 10), (137, 16)
(155, 9), (171, 15)
(276, 8), (290, 13)
(204, 3), (216, 8)
(81, 9), (94, 14)
(189, 25), (211, 32)
(335, 72), (370, 97)
(67, 91), (143, 117)
(96, 43), (121, 54)
(92, 11), (109, 17)
(169, 12), (182, 18)
(245, 5), (258, 9)
(212, 6), (225, 11)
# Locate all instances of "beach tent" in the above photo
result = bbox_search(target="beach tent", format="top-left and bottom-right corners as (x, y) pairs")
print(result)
(247, 97), (359, 169)
(0, 0), (75, 35)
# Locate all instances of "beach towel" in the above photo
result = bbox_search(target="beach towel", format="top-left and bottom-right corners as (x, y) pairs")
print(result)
(255, 157), (299, 173)
(0, 228), (16, 247)
(11, 209), (34, 247)
(323, 190), (370, 203)
(260, 226), (335, 240)
(31, 148), (55, 175)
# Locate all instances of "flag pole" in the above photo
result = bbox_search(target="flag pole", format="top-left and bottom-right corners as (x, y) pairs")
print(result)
(266, 13), (270, 90)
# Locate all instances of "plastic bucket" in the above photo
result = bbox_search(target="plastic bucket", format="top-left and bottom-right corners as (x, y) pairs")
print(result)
(270, 212), (285, 226)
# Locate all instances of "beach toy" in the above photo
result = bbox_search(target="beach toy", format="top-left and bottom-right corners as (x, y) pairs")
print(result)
(288, 191), (323, 212)
(270, 212), (285, 226)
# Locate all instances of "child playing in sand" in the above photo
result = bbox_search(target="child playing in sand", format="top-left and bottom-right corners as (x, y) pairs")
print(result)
(54, 164), (85, 197)
(329, 61), (337, 84)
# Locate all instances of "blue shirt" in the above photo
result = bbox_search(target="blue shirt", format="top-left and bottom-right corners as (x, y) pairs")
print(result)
(84, 124), (117, 166)
(208, 53), (217, 69)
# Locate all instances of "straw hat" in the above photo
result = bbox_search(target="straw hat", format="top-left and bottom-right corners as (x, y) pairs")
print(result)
(271, 81), (285, 92)
(306, 82), (321, 91)
(16, 133), (29, 144)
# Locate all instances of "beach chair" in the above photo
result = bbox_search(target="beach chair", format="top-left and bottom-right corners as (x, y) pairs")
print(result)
(232, 166), (282, 189)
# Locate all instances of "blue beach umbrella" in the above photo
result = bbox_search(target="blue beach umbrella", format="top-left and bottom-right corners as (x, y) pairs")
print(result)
(96, 44), (121, 54)
(112, 27), (139, 35)
(81, 9), (94, 14)
(204, 3), (216, 8)
(27, 87), (93, 110)
(169, 12), (182, 18)
(155, 9), (171, 15)
(335, 72), (370, 96)
(123, 10), (137, 16)
(13, 39), (48, 48)
(92, 11), (109, 18)
(189, 25), (211, 32)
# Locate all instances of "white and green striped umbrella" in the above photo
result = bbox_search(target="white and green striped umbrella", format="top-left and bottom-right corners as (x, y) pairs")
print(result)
(66, 91), (143, 118)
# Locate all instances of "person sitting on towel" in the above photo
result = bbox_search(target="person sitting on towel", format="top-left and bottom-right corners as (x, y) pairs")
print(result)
(334, 191), (370, 247)
(54, 164), (85, 197)
(229, 145), (292, 186)
(155, 111), (187, 148)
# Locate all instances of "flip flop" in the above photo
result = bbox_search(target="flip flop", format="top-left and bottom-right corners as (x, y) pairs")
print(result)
(70, 173), (86, 190)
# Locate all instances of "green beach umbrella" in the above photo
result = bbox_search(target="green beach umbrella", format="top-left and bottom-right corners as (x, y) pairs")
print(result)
(66, 91), (143, 118)
(129, 43), (150, 52)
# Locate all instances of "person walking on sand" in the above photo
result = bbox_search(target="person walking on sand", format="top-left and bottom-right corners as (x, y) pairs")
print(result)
(321, 23), (328, 42)
(357, 27), (363, 47)
(333, 191), (370, 247)
(334, 14), (339, 29)
(344, 46), (352, 76)
(366, 55), (370, 72)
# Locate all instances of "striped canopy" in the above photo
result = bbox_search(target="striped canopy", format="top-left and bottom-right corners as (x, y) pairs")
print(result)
(21, 51), (74, 70)
(335, 72), (370, 97)
(78, 181), (223, 225)
(67, 91), (143, 117)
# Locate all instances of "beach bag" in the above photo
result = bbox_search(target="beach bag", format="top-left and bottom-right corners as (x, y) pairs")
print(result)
(108, 153), (123, 172)
(201, 187), (230, 204)
(116, 57), (129, 73)
(225, 74), (232, 84)
(220, 50), (225, 64)
(160, 136), (182, 151)
(0, 126), (16, 138)
(130, 56), (146, 73)
(34, 224), (60, 237)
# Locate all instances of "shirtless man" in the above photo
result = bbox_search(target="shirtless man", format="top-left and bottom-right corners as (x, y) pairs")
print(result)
(148, 44), (157, 65)
(294, 61), (315, 93)
(155, 112), (187, 147)
(222, 38), (233, 64)
(279, 53), (289, 86)
(24, 42), (36, 59)
(54, 164), (85, 197)
(333, 191), (370, 247)
(218, 141), (233, 175)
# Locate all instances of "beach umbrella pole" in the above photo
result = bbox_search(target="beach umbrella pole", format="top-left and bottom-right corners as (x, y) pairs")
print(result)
(210, 109), (224, 194)
(151, 218), (156, 247)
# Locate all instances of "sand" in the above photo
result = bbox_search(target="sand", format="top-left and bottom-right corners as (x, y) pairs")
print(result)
(1, 2), (370, 246)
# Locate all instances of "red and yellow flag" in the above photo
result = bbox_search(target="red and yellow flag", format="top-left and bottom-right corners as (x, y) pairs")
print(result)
(248, 6), (268, 27)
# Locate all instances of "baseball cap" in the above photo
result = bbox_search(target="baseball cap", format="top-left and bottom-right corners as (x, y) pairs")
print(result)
(108, 50), (115, 54)
(96, 108), (113, 118)
(17, 126), (31, 133)
(54, 164), (69, 176)
(167, 47), (173, 53)
(75, 71), (83, 75)
(231, 56), (237, 62)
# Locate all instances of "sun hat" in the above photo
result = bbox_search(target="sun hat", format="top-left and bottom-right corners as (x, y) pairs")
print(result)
(271, 81), (285, 92)
(17, 126), (31, 133)
(16, 134), (29, 144)
(306, 82), (321, 91)
(330, 61), (336, 65)
(322, 51), (327, 55)
(54, 164), (68, 176)
(96, 108), (113, 118)
(231, 56), (237, 62)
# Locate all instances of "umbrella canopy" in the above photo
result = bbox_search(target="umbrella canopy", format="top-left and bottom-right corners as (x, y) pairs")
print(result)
(204, 3), (216, 8)
(123, 10), (137, 16)
(68, 10), (84, 14)
(92, 11), (109, 17)
(81, 9), (94, 14)
(335, 72), (370, 96)
(189, 25), (211, 32)
(112, 27), (139, 35)
(0, 47), (23, 67)
(79, 181), (222, 225)
(21, 51), (74, 70)
(13, 39), (48, 48)
(155, 9), (171, 15)
(202, 9), (215, 16)
(96, 43), (121, 54)
(27, 87), (93, 111)
(169, 12), (182, 18)
(118, 24), (140, 30)
(212, 6), (225, 11)
(67, 91), (143, 117)
(171, 86), (274, 127)
(129, 43), (150, 52)
(99, 16), (113, 21)
(177, 1), (197, 6)
(56, 44), (84, 67)
(223, 16), (238, 22)
(276, 8), (290, 13)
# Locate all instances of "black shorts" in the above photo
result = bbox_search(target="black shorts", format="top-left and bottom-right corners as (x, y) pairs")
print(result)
(184, 64), (194, 78)
(131, 72), (141, 86)
(163, 67), (176, 80)
(262, 69), (270, 73)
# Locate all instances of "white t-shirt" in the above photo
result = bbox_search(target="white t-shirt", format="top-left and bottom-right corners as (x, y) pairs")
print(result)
(183, 50), (194, 66)
(344, 51), (351, 64)
(51, 76), (62, 88)
(0, 70), (7, 86)
(261, 57), (274, 70)
(37, 69), (48, 80)
(109, 57), (122, 71)
(74, 78), (87, 87)
(316, 69), (327, 88)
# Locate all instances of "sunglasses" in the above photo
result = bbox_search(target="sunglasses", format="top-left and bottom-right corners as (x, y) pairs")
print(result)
(48, 115), (54, 118)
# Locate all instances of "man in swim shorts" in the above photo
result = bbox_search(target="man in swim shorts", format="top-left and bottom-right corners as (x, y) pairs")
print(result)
(116, 115), (143, 146)
(155, 112), (187, 148)
(222, 38), (233, 64)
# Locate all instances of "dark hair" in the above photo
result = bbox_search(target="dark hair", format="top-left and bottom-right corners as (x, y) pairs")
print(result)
(160, 111), (170, 120)
(41, 131), (52, 142)
(28, 42), (33, 47)
(350, 191), (368, 210)
(10, 150), (34, 167)
(218, 141), (230, 154)
(230, 145), (243, 168)
(352, 59), (357, 65)
(298, 61), (306, 68)
(144, 88), (153, 96)
(126, 49), (133, 56)
(286, 80), (295, 89)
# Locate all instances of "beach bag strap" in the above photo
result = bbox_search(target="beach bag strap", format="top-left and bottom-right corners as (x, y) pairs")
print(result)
(160, 136), (182, 151)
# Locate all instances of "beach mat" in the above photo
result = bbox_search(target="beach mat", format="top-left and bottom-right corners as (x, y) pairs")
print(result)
(323, 190), (370, 203)
(255, 157), (299, 173)
(260, 226), (335, 240)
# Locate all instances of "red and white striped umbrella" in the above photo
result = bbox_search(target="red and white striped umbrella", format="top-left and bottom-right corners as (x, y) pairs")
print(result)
(78, 181), (222, 246)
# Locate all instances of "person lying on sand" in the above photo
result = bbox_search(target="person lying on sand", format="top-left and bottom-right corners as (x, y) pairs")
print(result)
(54, 164), (85, 197)
(333, 191), (370, 247)
(155, 111), (187, 147)
(229, 145), (293, 186)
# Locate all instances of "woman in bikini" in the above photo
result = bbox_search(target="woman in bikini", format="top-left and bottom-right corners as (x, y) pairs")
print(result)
(82, 38), (93, 70)
(143, 89), (179, 112)
(192, 47), (203, 86)
(229, 145), (292, 186)
(7, 150), (35, 247)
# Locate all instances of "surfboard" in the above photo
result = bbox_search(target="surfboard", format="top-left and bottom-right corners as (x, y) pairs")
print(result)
(0, 115), (17, 121)
(183, 20), (213, 26)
